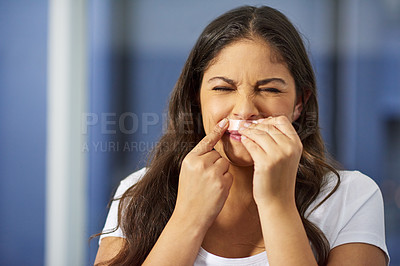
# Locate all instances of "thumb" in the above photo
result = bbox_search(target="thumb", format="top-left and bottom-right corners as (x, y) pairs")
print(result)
(193, 118), (228, 154)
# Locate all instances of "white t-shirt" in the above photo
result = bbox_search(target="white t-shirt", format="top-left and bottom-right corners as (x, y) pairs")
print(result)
(99, 168), (390, 265)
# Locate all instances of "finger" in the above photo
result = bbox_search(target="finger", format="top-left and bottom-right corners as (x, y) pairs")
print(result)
(213, 157), (230, 174)
(239, 126), (278, 150)
(240, 134), (268, 163)
(222, 172), (234, 188)
(192, 118), (228, 155)
(248, 121), (289, 144)
(202, 150), (223, 165)
(223, 171), (233, 180)
(266, 116), (299, 141)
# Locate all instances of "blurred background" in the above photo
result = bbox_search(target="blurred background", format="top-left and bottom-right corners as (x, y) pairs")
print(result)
(0, 0), (399, 265)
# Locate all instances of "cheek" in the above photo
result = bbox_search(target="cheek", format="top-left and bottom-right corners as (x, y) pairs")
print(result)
(201, 98), (230, 134)
(258, 98), (295, 118)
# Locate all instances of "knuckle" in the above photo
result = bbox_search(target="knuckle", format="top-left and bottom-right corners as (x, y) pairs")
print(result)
(211, 167), (220, 177)
(182, 155), (191, 165)
(183, 154), (208, 171)
(201, 139), (213, 150)
(286, 143), (302, 158)
(298, 141), (303, 150)
(218, 156), (228, 164)
(207, 165), (216, 174)
(203, 138), (212, 146)
(214, 179), (226, 192)
(224, 172), (233, 179)
(283, 147), (296, 158)
(275, 116), (287, 125)
(209, 150), (220, 157)
(197, 159), (207, 170)
(212, 125), (222, 134)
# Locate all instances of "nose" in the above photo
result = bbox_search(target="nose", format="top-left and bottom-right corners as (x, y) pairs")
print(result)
(232, 94), (260, 120)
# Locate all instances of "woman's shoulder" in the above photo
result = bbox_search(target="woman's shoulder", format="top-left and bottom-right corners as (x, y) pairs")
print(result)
(122, 167), (147, 184)
(322, 170), (380, 198)
(99, 167), (148, 244)
(309, 170), (389, 259)
(114, 167), (148, 198)
(326, 169), (379, 187)
(308, 170), (382, 216)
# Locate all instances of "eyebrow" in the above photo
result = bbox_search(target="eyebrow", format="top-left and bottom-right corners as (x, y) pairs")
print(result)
(208, 76), (286, 86)
(256, 78), (286, 86)
(208, 76), (236, 86)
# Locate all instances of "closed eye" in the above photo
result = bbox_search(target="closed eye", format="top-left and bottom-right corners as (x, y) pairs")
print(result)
(212, 87), (235, 91)
(258, 88), (281, 93)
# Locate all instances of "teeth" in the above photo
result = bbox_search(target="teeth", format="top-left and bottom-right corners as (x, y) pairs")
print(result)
(228, 119), (258, 131)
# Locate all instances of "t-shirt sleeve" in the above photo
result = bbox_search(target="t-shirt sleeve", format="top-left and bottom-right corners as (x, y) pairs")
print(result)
(330, 171), (390, 264)
(98, 168), (146, 245)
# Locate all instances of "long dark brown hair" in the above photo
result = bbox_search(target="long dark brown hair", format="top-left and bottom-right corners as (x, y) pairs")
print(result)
(99, 5), (340, 265)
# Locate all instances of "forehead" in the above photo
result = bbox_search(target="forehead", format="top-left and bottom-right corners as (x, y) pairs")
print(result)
(204, 39), (291, 80)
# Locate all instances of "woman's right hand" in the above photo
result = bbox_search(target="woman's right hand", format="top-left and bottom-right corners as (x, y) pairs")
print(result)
(173, 118), (233, 231)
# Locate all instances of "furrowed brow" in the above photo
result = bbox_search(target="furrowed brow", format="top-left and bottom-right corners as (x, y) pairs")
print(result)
(256, 78), (286, 86)
(208, 76), (236, 86)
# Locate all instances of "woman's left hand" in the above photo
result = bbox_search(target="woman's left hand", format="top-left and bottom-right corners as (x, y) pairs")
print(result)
(238, 115), (302, 207)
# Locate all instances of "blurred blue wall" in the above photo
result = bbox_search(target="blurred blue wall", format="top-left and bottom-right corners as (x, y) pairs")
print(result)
(0, 1), (398, 265)
(88, 1), (400, 264)
(0, 1), (47, 265)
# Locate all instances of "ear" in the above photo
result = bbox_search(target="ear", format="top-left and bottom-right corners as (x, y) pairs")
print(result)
(293, 89), (311, 121)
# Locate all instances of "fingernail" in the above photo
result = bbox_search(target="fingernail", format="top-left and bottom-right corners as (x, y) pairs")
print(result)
(218, 118), (227, 128)
(243, 122), (251, 128)
(241, 135), (247, 140)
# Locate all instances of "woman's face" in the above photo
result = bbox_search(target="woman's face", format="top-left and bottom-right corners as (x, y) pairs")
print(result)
(199, 38), (302, 166)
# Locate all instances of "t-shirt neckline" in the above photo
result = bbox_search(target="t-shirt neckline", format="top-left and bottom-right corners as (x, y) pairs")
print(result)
(198, 246), (267, 264)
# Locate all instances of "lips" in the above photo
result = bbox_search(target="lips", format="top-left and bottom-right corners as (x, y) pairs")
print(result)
(226, 128), (242, 141)
(228, 130), (240, 135)
(225, 119), (259, 142)
(226, 130), (242, 141)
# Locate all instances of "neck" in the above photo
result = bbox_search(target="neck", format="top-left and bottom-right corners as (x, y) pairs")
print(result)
(206, 163), (262, 244)
(227, 164), (257, 208)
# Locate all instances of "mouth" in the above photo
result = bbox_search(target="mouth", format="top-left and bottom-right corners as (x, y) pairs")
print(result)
(225, 119), (258, 141)
(225, 130), (242, 141)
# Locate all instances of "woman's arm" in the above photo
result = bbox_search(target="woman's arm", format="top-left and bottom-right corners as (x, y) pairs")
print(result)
(239, 116), (317, 265)
(257, 201), (318, 265)
(94, 216), (207, 266)
(258, 205), (388, 266)
(327, 243), (387, 266)
(142, 211), (207, 265)
(95, 237), (125, 265)
(95, 120), (232, 265)
(239, 116), (388, 266)
(143, 119), (232, 265)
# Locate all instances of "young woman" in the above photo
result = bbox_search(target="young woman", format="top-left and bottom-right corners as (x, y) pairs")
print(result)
(95, 6), (389, 266)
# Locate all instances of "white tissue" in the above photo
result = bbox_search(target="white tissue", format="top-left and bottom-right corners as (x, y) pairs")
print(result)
(228, 119), (258, 131)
